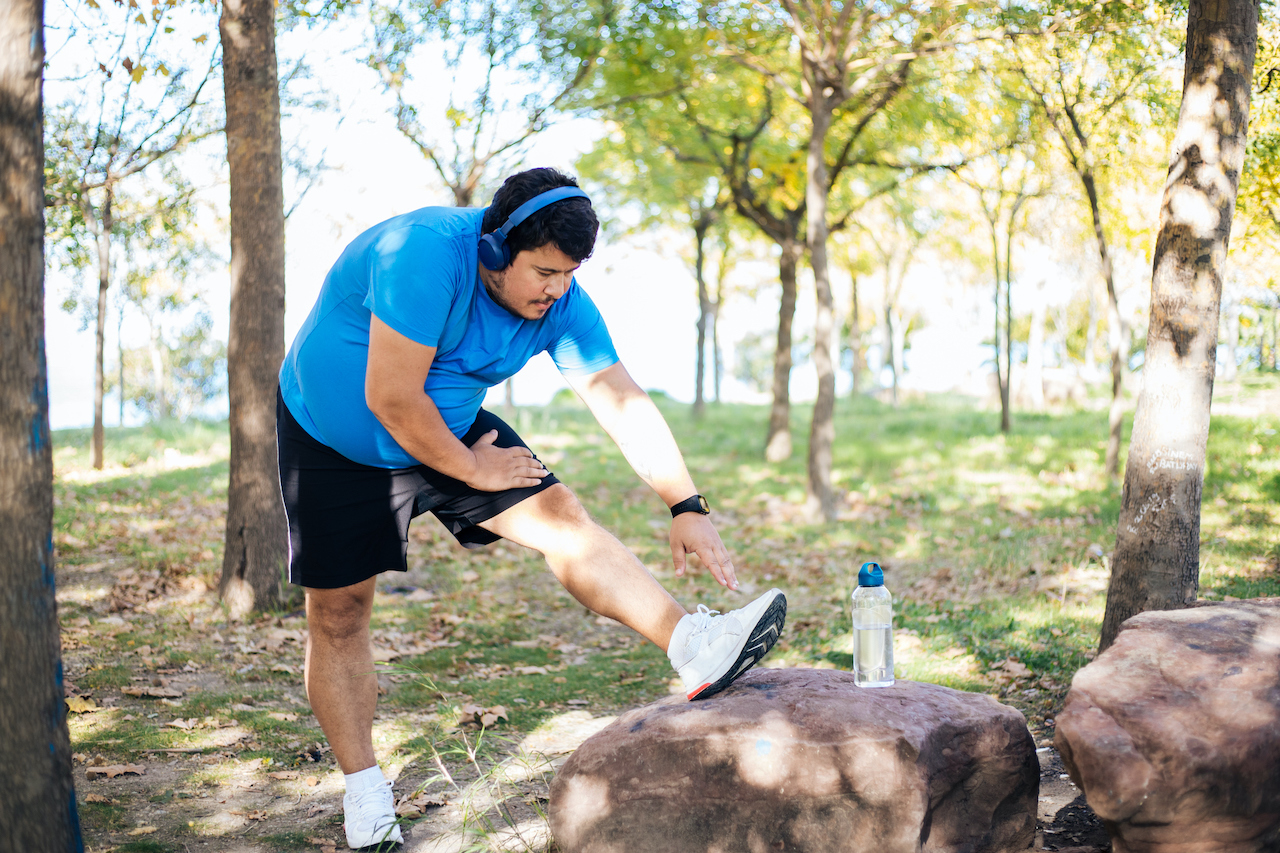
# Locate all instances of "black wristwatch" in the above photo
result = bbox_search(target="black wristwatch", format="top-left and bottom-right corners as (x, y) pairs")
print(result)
(670, 494), (710, 518)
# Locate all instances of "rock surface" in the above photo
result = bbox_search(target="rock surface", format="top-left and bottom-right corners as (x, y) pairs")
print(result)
(549, 668), (1038, 853)
(1055, 599), (1280, 853)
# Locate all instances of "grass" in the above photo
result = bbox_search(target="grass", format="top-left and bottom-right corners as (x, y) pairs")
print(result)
(50, 379), (1280, 850)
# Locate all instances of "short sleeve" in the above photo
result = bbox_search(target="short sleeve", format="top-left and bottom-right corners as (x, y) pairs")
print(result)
(362, 225), (464, 346)
(547, 283), (620, 375)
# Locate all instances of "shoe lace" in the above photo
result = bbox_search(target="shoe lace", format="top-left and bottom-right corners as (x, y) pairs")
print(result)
(348, 780), (396, 826)
(688, 604), (737, 647)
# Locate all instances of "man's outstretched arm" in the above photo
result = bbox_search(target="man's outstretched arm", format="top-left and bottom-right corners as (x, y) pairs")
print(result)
(567, 362), (738, 590)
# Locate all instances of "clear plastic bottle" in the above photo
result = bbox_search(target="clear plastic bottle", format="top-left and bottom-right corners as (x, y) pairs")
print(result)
(852, 561), (894, 687)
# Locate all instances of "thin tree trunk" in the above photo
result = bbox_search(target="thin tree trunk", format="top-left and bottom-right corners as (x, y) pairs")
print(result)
(806, 94), (837, 522)
(503, 376), (514, 416)
(1081, 170), (1125, 479)
(92, 202), (112, 469)
(849, 275), (861, 396)
(693, 214), (711, 419)
(1004, 222), (1014, 431)
(765, 240), (800, 463)
(885, 301), (898, 405)
(991, 225), (1010, 432)
(0, 0), (83, 844)
(219, 0), (289, 617)
(891, 307), (907, 396)
(1099, 0), (1258, 651)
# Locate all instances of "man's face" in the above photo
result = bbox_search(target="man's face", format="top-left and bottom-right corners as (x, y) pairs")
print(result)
(483, 243), (582, 321)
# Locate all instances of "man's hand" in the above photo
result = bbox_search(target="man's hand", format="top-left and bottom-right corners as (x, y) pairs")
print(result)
(670, 513), (738, 591)
(465, 430), (549, 492)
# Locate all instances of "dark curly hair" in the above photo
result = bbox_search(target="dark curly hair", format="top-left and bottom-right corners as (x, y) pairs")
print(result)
(481, 168), (599, 263)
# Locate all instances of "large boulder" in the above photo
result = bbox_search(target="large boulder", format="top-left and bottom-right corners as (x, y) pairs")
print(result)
(549, 668), (1038, 853)
(1055, 599), (1280, 853)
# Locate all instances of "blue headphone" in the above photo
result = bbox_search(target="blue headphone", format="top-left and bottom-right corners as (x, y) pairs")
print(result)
(477, 186), (590, 271)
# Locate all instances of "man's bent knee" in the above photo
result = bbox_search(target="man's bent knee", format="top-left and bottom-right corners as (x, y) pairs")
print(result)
(306, 579), (376, 643)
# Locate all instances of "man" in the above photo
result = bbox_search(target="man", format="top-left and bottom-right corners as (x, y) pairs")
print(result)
(277, 167), (786, 849)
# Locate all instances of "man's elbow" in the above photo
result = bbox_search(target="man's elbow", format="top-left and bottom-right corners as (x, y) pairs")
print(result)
(365, 382), (405, 429)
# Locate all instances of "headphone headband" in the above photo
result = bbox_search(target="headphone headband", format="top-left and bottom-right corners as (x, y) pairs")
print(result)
(478, 185), (590, 271)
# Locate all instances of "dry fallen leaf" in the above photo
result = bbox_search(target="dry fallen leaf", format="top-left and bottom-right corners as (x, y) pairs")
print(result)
(268, 770), (299, 780)
(83, 793), (113, 804)
(514, 665), (548, 675)
(128, 826), (157, 836)
(86, 764), (146, 780)
(122, 685), (183, 699)
(66, 696), (99, 714)
(458, 703), (508, 728)
(267, 712), (298, 722)
(395, 792), (448, 818)
(166, 718), (198, 730)
(305, 775), (320, 787)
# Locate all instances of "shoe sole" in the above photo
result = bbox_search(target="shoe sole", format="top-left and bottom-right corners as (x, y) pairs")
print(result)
(688, 592), (787, 701)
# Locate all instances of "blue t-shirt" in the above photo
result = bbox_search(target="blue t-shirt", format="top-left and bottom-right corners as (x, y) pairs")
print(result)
(279, 206), (619, 468)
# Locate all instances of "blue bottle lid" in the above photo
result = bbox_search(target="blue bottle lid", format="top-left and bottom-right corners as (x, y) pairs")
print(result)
(858, 561), (884, 587)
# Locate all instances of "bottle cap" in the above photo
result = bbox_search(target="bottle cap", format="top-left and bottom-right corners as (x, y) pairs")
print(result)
(858, 561), (884, 587)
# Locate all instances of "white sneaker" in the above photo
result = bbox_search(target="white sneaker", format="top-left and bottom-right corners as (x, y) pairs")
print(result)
(669, 588), (787, 700)
(343, 779), (403, 849)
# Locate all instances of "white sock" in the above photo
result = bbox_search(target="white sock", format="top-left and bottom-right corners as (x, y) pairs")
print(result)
(344, 765), (386, 794)
(667, 613), (695, 668)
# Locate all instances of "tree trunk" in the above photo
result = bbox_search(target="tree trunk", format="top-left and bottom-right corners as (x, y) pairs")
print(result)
(0, 1), (83, 846)
(805, 93), (837, 522)
(92, 202), (112, 469)
(885, 302), (898, 405)
(849, 275), (862, 396)
(503, 376), (514, 416)
(1004, 227), (1014, 431)
(1099, 0), (1258, 651)
(693, 214), (711, 419)
(990, 227), (1010, 432)
(220, 0), (289, 617)
(1081, 169), (1125, 479)
(764, 240), (800, 463)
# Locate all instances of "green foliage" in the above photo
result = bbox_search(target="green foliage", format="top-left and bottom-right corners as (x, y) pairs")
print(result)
(365, 0), (613, 203)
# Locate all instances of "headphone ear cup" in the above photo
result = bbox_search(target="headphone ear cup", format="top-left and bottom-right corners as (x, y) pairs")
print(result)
(477, 233), (509, 271)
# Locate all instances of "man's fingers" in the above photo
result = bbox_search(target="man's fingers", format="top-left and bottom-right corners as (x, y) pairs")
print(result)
(671, 542), (687, 577)
(472, 429), (499, 447)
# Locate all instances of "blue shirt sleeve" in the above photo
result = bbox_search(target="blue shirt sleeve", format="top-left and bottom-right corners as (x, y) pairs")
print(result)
(547, 283), (620, 375)
(361, 225), (464, 347)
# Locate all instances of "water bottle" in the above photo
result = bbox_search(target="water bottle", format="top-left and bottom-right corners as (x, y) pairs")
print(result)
(852, 561), (895, 687)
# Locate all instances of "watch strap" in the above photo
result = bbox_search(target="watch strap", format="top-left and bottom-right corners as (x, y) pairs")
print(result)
(670, 494), (710, 518)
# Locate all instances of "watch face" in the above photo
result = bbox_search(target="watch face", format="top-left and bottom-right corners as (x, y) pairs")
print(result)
(697, 495), (710, 513)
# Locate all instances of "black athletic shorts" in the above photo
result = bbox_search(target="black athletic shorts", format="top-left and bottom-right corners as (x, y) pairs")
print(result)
(276, 390), (560, 589)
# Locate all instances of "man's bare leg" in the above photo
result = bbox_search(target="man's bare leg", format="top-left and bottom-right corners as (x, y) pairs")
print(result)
(480, 484), (689, 652)
(304, 577), (378, 774)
